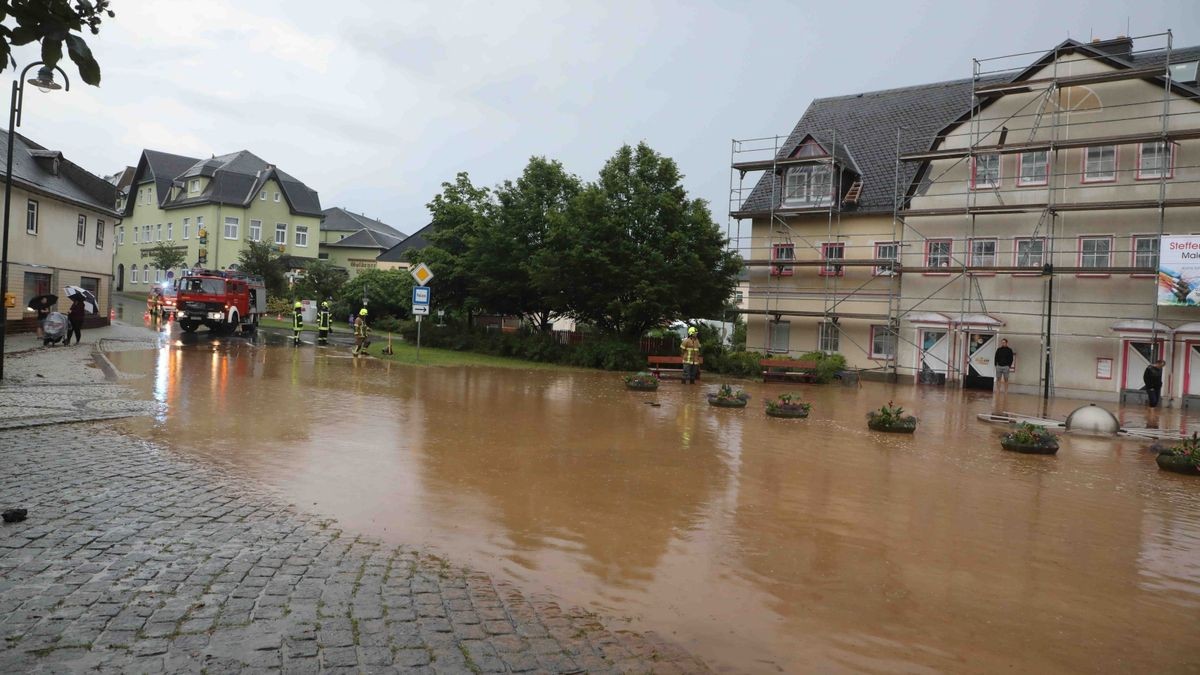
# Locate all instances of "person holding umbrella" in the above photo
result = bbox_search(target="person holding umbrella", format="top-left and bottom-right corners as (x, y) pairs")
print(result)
(27, 293), (57, 339)
(61, 286), (98, 346)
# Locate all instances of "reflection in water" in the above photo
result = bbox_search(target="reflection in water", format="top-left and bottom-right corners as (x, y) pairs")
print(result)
(109, 342), (1200, 673)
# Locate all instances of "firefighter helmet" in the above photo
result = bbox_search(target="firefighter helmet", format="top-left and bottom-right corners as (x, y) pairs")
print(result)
(321, 301), (329, 308)
(359, 308), (368, 316)
(294, 301), (302, 309)
(688, 326), (698, 335)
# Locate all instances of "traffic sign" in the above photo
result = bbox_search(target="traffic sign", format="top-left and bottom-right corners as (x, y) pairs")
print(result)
(412, 304), (430, 316)
(410, 262), (434, 286)
(412, 286), (430, 305)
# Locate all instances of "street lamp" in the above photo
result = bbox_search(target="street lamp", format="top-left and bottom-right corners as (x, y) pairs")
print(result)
(0, 62), (69, 380)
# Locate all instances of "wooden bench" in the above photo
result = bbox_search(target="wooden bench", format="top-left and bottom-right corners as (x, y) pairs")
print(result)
(760, 358), (819, 383)
(647, 355), (703, 380)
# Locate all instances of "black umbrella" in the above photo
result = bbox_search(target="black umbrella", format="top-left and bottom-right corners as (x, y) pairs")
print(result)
(63, 286), (98, 314)
(26, 293), (57, 312)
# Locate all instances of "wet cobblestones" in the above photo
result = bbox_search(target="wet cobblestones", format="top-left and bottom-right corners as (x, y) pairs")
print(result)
(0, 425), (707, 673)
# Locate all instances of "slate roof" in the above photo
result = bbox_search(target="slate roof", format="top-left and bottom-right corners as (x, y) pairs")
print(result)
(321, 207), (406, 237)
(736, 39), (1199, 217)
(377, 223), (432, 263)
(124, 149), (322, 218)
(325, 227), (404, 250)
(0, 131), (118, 215)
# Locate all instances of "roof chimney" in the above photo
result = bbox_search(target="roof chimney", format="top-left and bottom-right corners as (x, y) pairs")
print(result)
(1089, 35), (1133, 59)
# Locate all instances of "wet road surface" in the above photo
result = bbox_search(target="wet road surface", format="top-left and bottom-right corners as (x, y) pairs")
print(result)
(107, 304), (1200, 672)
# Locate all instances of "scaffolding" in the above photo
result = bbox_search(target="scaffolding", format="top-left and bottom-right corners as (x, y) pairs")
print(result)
(728, 30), (1200, 398)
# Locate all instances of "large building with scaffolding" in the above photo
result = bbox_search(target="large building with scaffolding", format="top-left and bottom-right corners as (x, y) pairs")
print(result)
(730, 32), (1200, 403)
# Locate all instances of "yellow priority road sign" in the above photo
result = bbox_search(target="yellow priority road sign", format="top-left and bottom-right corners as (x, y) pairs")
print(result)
(410, 262), (434, 286)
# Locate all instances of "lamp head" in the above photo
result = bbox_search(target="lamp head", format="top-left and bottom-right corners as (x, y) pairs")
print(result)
(27, 66), (61, 93)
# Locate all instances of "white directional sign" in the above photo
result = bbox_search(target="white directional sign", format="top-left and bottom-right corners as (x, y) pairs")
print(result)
(410, 262), (434, 287)
(412, 305), (430, 315)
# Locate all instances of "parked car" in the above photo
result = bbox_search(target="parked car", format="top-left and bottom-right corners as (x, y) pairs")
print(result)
(147, 284), (177, 317)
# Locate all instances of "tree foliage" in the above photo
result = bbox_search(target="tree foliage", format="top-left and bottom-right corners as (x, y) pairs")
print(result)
(405, 172), (490, 319)
(0, 0), (113, 86)
(236, 240), (287, 297)
(295, 259), (348, 302)
(335, 268), (414, 321)
(146, 242), (186, 273)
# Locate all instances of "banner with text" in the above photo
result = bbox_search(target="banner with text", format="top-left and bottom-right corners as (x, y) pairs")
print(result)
(1159, 236), (1200, 306)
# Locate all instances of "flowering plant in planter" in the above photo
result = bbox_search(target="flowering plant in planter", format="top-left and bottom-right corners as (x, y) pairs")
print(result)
(765, 392), (811, 419)
(866, 401), (918, 433)
(624, 371), (660, 391)
(1000, 422), (1059, 454)
(1155, 433), (1200, 475)
(707, 383), (750, 408)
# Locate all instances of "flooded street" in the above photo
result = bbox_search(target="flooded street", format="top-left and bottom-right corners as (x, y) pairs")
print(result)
(108, 318), (1200, 673)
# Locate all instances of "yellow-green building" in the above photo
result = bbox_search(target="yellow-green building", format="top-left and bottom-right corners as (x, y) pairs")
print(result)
(112, 149), (322, 291)
(318, 207), (405, 278)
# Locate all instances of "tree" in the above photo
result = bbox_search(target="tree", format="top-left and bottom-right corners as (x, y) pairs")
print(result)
(0, 0), (114, 86)
(335, 269), (414, 320)
(146, 242), (186, 274)
(237, 240), (287, 298)
(474, 157), (580, 331)
(406, 172), (490, 321)
(537, 142), (742, 340)
(295, 259), (348, 302)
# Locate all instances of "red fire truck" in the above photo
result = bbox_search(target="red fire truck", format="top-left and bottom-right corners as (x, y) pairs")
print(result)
(174, 269), (267, 334)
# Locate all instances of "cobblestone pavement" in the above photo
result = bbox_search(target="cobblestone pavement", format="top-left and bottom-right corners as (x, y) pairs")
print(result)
(0, 346), (708, 673)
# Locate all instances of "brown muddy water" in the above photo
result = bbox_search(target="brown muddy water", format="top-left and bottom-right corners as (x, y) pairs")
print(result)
(108, 337), (1200, 673)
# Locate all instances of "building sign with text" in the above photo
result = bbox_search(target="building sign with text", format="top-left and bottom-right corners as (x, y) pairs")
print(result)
(1159, 236), (1200, 306)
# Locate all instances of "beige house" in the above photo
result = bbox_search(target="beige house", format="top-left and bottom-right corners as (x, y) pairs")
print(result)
(1, 131), (120, 331)
(732, 34), (1200, 402)
(318, 207), (405, 278)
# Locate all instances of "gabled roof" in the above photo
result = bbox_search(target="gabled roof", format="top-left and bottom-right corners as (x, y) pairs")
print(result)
(377, 223), (432, 262)
(0, 131), (119, 215)
(321, 207), (406, 237)
(803, 133), (862, 174)
(325, 227), (404, 250)
(124, 148), (322, 217)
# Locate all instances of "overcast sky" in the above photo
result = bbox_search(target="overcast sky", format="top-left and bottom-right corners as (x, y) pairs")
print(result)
(8, 0), (1199, 237)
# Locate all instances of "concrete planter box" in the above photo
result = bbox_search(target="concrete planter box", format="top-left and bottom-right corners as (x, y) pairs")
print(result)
(707, 395), (748, 408)
(766, 404), (810, 419)
(1000, 437), (1059, 455)
(1156, 453), (1200, 475)
(867, 418), (917, 433)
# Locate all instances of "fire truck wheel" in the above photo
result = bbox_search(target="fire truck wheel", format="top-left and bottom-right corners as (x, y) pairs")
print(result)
(179, 320), (198, 333)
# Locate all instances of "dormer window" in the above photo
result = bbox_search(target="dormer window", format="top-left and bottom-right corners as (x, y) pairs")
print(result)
(783, 165), (832, 206)
(189, 179), (200, 193)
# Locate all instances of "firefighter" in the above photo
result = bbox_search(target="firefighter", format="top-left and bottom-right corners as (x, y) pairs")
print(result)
(317, 301), (332, 345)
(353, 308), (370, 357)
(680, 326), (701, 384)
(292, 301), (303, 345)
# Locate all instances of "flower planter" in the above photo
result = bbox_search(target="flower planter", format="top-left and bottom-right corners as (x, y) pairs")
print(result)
(1000, 438), (1059, 455)
(1156, 453), (1200, 475)
(708, 395), (748, 408)
(867, 419), (917, 433)
(625, 381), (659, 392)
(766, 405), (810, 419)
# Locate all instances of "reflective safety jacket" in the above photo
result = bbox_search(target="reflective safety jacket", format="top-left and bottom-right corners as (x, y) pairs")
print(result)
(681, 336), (701, 365)
(292, 308), (303, 330)
(317, 309), (332, 331)
(354, 317), (369, 338)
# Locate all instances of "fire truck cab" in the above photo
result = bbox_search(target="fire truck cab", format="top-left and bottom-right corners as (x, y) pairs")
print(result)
(175, 269), (266, 335)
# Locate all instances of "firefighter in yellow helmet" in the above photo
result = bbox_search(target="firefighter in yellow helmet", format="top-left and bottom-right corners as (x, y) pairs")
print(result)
(681, 325), (701, 384)
(353, 307), (370, 357)
(317, 301), (332, 345)
(291, 301), (303, 346)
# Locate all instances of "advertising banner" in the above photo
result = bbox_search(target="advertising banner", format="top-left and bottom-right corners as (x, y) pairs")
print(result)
(1158, 236), (1200, 306)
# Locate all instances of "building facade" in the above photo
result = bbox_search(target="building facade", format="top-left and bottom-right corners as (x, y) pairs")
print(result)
(112, 150), (322, 292)
(318, 207), (405, 278)
(1, 131), (120, 331)
(732, 34), (1200, 402)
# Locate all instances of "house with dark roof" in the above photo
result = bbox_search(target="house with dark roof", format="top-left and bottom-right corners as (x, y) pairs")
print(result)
(376, 222), (433, 271)
(318, 207), (406, 277)
(1, 131), (120, 332)
(732, 32), (1200, 400)
(111, 149), (322, 292)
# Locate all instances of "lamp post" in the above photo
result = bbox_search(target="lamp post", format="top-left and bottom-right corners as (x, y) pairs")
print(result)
(0, 62), (69, 380)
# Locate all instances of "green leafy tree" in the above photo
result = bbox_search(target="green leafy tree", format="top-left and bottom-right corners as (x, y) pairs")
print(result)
(335, 268), (414, 320)
(474, 157), (580, 331)
(406, 172), (490, 322)
(536, 142), (742, 339)
(146, 242), (186, 274)
(1, 0), (114, 86)
(295, 259), (348, 302)
(236, 240), (287, 297)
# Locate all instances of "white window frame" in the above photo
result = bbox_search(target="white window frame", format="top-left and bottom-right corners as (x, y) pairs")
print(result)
(873, 241), (899, 276)
(1014, 237), (1046, 270)
(971, 154), (1000, 189)
(189, 179), (200, 193)
(870, 325), (897, 360)
(130, 264), (138, 284)
(295, 224), (308, 247)
(133, 225), (139, 244)
(1078, 235), (1113, 273)
(1137, 142), (1174, 180)
(926, 239), (952, 271)
(768, 320), (790, 354)
(1083, 146), (1117, 183)
(96, 219), (105, 249)
(820, 242), (844, 277)
(275, 223), (288, 246)
(1018, 151), (1049, 186)
(259, 190), (266, 201)
(782, 165), (832, 206)
(183, 217), (191, 240)
(117, 225), (124, 246)
(142, 266), (150, 283)
(155, 223), (162, 242)
(1132, 235), (1159, 273)
(167, 222), (173, 240)
(818, 321), (839, 353)
(154, 267), (162, 283)
(196, 216), (204, 236)
(25, 199), (37, 235)
(249, 219), (262, 242)
(223, 216), (240, 240)
(969, 238), (997, 269)
(274, 192), (281, 203)
(76, 214), (86, 246)
(770, 243), (795, 276)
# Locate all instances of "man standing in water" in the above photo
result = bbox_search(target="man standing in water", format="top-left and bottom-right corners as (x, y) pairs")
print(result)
(353, 308), (369, 357)
(993, 338), (1014, 395)
(681, 326), (701, 384)
(317, 301), (332, 345)
(291, 301), (303, 346)
(1143, 358), (1165, 410)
